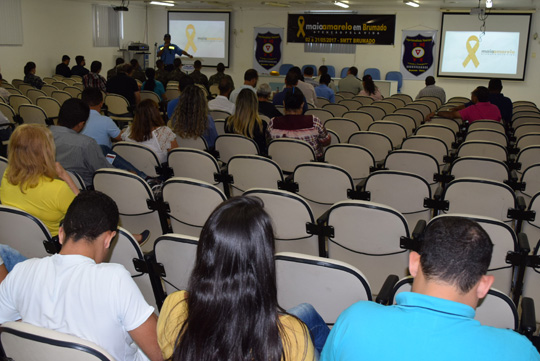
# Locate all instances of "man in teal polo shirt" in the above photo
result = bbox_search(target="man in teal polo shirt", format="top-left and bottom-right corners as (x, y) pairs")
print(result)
(321, 217), (540, 361)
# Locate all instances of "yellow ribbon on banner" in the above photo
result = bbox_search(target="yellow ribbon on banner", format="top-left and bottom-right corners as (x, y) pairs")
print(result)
(462, 35), (480, 68)
(185, 24), (197, 53)
(297, 16), (306, 38)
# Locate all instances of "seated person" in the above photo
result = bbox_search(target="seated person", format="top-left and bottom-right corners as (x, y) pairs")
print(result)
(209, 62), (235, 90)
(225, 89), (268, 155)
(321, 217), (540, 360)
(166, 76), (195, 120)
(272, 72), (308, 114)
(338, 66), (362, 94)
(189, 60), (209, 92)
(82, 60), (107, 92)
(130, 59), (147, 83)
(315, 74), (335, 103)
(121, 99), (178, 164)
(358, 74), (383, 101)
(71, 55), (89, 77)
(208, 77), (235, 114)
(56, 55), (72, 78)
(107, 57), (124, 80)
(0, 191), (163, 361)
(106, 63), (140, 107)
(23, 61), (44, 90)
(318, 65), (336, 92)
(268, 88), (331, 160)
(303, 66), (319, 88)
(142, 68), (166, 101)
(415, 76), (446, 104)
(257, 83), (283, 119)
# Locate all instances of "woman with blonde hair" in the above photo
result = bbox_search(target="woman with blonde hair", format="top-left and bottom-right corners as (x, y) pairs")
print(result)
(0, 124), (79, 237)
(121, 99), (178, 164)
(225, 88), (268, 155)
(171, 85), (218, 148)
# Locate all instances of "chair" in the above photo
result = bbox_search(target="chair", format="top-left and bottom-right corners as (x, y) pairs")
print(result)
(18, 84), (34, 95)
(279, 63), (294, 75)
(513, 105), (539, 114)
(515, 124), (540, 142)
(348, 131), (393, 163)
(384, 97), (406, 108)
(140, 90), (160, 103)
(327, 129), (341, 145)
(515, 133), (540, 150)
(352, 95), (374, 106)
(324, 118), (361, 142)
(371, 100), (396, 114)
(466, 129), (508, 147)
(63, 86), (81, 98)
(0, 205), (54, 258)
(357, 105), (386, 120)
(384, 150), (440, 192)
(18, 104), (49, 126)
(414, 99), (438, 113)
(405, 103), (431, 119)
(164, 88), (180, 101)
(402, 135), (449, 166)
(43, 77), (56, 85)
(394, 108), (424, 128)
(0, 321), (115, 361)
(340, 67), (350, 78)
(457, 141), (508, 163)
(468, 120), (506, 134)
(324, 144), (375, 182)
(319, 200), (410, 293)
(385, 71), (403, 93)
(430, 117), (460, 135)
(517, 164), (540, 206)
(8, 94), (31, 113)
(26, 88), (47, 104)
(415, 124), (456, 150)
(0, 156), (7, 183)
(228, 155), (284, 196)
(104, 94), (133, 124)
(512, 116), (540, 130)
(513, 101), (537, 107)
(367, 121), (407, 149)
(0, 103), (17, 124)
(322, 103), (349, 117)
(67, 170), (86, 190)
(162, 177), (226, 237)
(36, 97), (61, 123)
(390, 93), (413, 104)
(93, 169), (168, 253)
(449, 156), (511, 184)
(6, 88), (22, 96)
(175, 135), (208, 150)
(338, 99), (362, 110)
(268, 138), (316, 174)
(275, 252), (372, 325)
(214, 119), (226, 136)
(516, 146), (540, 177)
(153, 233), (198, 297)
(448, 96), (470, 104)
(342, 110), (374, 130)
(382, 114), (416, 135)
(63, 78), (77, 86)
(41, 84), (59, 97)
(214, 134), (259, 164)
(209, 109), (231, 121)
(51, 81), (68, 90)
(168, 147), (222, 189)
(51, 90), (72, 105)
(244, 189), (319, 256)
(315, 96), (330, 108)
(363, 68), (381, 80)
(325, 65), (336, 77)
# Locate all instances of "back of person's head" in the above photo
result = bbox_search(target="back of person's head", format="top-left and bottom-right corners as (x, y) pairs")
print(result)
(304, 66), (314, 77)
(362, 74), (376, 95)
(62, 55), (70, 62)
(320, 74), (331, 85)
(218, 77), (232, 95)
(132, 99), (164, 142)
(130, 59), (139, 67)
(179, 76), (195, 91)
(81, 87), (103, 107)
(285, 71), (299, 87)
(156, 59), (164, 69)
(6, 124), (57, 191)
(173, 58), (183, 69)
(23, 62), (36, 75)
(217, 62), (225, 73)
(257, 83), (272, 99)
(194, 60), (202, 69)
(62, 191), (119, 243)
(145, 67), (156, 80)
(348, 66), (358, 76)
(244, 69), (258, 82)
(229, 88), (262, 138)
(473, 86), (490, 102)
(90, 61), (102, 73)
(425, 76), (436, 86)
(488, 78), (503, 93)
(75, 55), (84, 65)
(172, 196), (283, 361)
(419, 217), (493, 294)
(58, 98), (90, 129)
(115, 57), (125, 66)
(319, 65), (328, 75)
(121, 63), (134, 75)
(284, 87), (305, 110)
(289, 66), (304, 82)
(173, 85), (208, 138)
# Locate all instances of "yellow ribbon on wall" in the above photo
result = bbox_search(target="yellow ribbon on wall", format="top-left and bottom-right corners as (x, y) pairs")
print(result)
(297, 16), (306, 38)
(462, 35), (480, 68)
(185, 24), (197, 53)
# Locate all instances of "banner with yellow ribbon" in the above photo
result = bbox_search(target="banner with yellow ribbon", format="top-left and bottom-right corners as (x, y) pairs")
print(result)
(185, 24), (198, 53)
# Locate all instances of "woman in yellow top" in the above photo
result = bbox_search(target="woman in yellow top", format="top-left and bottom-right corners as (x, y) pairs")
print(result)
(157, 196), (316, 361)
(0, 124), (79, 237)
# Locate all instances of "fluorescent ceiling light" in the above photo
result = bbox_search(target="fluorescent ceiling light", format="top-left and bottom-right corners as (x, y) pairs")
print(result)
(150, 1), (174, 6)
(404, 1), (420, 7)
(334, 1), (350, 8)
(486, 0), (493, 8)
(261, 1), (290, 7)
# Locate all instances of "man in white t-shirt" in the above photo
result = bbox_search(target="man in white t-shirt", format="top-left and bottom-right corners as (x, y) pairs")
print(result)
(0, 191), (163, 361)
(208, 77), (235, 114)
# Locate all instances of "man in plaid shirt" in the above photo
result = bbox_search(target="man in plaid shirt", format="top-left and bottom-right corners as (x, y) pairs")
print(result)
(83, 61), (107, 92)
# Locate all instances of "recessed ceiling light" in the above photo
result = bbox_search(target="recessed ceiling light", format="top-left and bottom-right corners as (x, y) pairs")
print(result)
(334, 1), (350, 8)
(486, 0), (493, 8)
(150, 1), (174, 6)
(261, 1), (290, 7)
(404, 1), (420, 7)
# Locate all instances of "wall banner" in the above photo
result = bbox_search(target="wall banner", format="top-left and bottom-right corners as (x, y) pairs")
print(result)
(253, 27), (284, 75)
(287, 14), (395, 45)
(400, 30), (438, 80)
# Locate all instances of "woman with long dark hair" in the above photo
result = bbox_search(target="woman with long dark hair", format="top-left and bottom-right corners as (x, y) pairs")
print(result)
(142, 68), (167, 101)
(358, 74), (383, 101)
(157, 197), (316, 361)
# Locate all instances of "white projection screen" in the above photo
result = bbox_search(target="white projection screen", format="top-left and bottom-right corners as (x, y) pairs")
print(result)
(438, 13), (532, 80)
(168, 11), (230, 67)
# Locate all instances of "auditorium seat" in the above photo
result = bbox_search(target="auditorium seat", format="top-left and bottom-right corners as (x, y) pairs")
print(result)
(112, 142), (164, 178)
(168, 147), (223, 191)
(429, 117), (460, 135)
(385, 71), (403, 93)
(315, 96), (330, 108)
(209, 109), (231, 120)
(414, 99), (438, 113)
(35, 97), (61, 124)
(340, 67), (350, 78)
(382, 114), (416, 136)
(363, 68), (381, 80)
(268, 138), (316, 174)
(324, 118), (361, 142)
(457, 141), (508, 163)
(324, 144), (375, 182)
(371, 100), (397, 114)
(41, 84), (59, 97)
(394, 107), (424, 128)
(356, 105), (386, 121)
(348, 131), (393, 163)
(401, 136), (449, 167)
(175, 135), (208, 150)
(104, 94), (133, 125)
(384, 150), (440, 192)
(466, 129), (508, 147)
(446, 156), (511, 184)
(384, 97), (406, 108)
(301, 64), (317, 75)
(139, 90), (160, 103)
(8, 94), (31, 113)
(367, 121), (408, 149)
(51, 90), (72, 105)
(343, 110), (374, 130)
(0, 103), (17, 124)
(415, 124), (456, 150)
(338, 99), (362, 110)
(391, 93), (413, 104)
(279, 63), (294, 75)
(214, 134), (259, 164)
(18, 104), (49, 126)
(26, 88), (47, 104)
(63, 86), (82, 98)
(352, 95), (374, 106)
(516, 164), (540, 206)
(228, 155), (284, 196)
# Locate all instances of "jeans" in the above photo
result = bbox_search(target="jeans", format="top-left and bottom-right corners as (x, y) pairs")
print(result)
(288, 303), (331, 356)
(100, 145), (147, 179)
(0, 244), (28, 272)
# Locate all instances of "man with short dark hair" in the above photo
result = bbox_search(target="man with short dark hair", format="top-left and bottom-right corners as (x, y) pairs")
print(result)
(321, 217), (540, 361)
(229, 69), (258, 104)
(71, 55), (89, 77)
(107, 57), (124, 80)
(208, 77), (234, 114)
(130, 59), (146, 83)
(55, 55), (71, 78)
(429, 86), (501, 123)
(82, 61), (107, 92)
(416, 76), (446, 104)
(315, 74), (335, 103)
(272, 71), (308, 114)
(157, 33), (193, 71)
(0, 191), (163, 361)
(338, 66), (362, 94)
(488, 78), (513, 126)
(167, 58), (188, 85)
(106, 63), (141, 106)
(318, 65), (336, 92)
(189, 60), (209, 91)
(209, 62), (234, 90)
(303, 66), (318, 88)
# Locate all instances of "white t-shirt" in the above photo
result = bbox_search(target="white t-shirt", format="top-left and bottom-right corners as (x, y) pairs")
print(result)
(122, 126), (176, 164)
(0, 254), (154, 361)
(208, 95), (235, 115)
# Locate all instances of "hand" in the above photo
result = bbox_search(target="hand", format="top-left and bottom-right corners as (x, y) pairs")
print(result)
(164, 40), (171, 47)
(189, 54), (193, 58)
(426, 112), (435, 122)
(55, 162), (70, 182)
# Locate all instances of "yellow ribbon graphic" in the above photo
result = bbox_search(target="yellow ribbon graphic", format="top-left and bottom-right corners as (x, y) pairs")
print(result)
(297, 16), (306, 38)
(462, 35), (480, 68)
(185, 24), (197, 53)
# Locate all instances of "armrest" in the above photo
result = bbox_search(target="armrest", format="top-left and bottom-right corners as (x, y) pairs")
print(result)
(434, 185), (444, 200)
(518, 232), (531, 255)
(412, 220), (427, 239)
(441, 163), (451, 175)
(375, 274), (399, 305)
(517, 196), (527, 211)
(520, 297), (537, 336)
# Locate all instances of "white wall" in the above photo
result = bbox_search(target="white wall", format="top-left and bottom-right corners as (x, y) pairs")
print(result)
(3, 1), (539, 104)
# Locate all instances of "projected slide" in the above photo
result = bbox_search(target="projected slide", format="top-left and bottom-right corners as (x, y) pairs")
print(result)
(170, 20), (226, 59)
(440, 31), (519, 75)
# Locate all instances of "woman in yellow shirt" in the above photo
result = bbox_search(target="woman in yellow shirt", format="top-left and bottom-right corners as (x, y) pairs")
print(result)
(0, 124), (79, 237)
(157, 196), (315, 361)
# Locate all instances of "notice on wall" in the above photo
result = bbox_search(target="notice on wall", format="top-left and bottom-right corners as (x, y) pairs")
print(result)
(287, 14), (395, 45)
(253, 27), (284, 74)
(401, 30), (437, 80)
